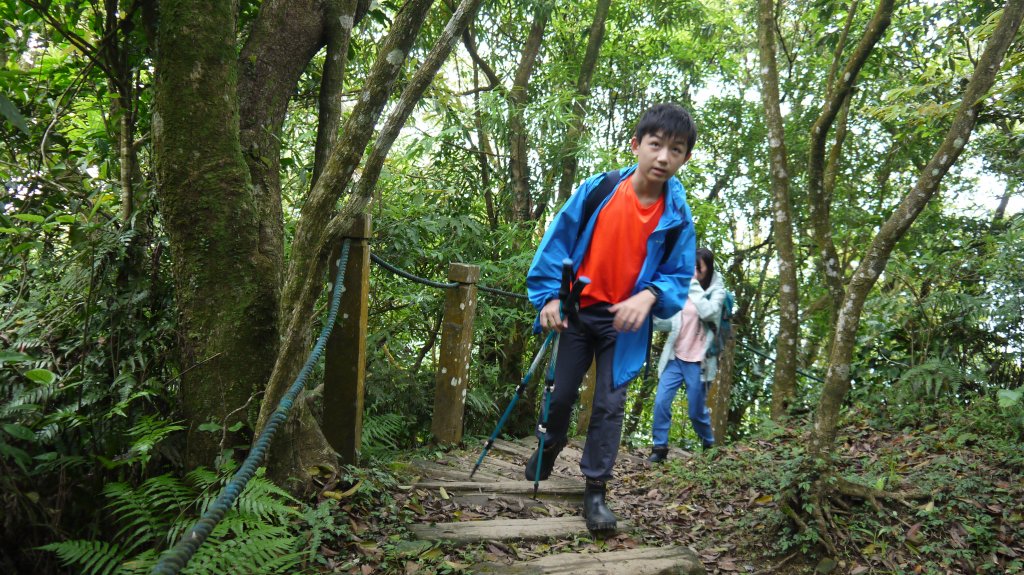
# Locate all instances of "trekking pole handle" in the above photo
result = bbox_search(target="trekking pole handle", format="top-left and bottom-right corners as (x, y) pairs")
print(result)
(568, 276), (589, 306)
(559, 258), (573, 303)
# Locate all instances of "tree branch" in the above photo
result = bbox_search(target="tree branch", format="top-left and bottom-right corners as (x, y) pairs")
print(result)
(810, 0), (1024, 457)
(807, 0), (894, 326)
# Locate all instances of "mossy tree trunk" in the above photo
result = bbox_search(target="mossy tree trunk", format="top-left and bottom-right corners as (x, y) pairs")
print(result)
(555, 0), (611, 206)
(153, 0), (280, 468)
(809, 0), (1024, 460)
(805, 0), (894, 333)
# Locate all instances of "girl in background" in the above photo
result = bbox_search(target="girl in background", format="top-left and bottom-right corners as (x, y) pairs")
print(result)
(648, 247), (726, 462)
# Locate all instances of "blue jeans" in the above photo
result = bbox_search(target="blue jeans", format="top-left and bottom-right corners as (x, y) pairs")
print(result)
(651, 358), (715, 448)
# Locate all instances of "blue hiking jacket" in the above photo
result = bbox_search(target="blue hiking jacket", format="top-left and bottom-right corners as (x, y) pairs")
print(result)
(526, 164), (696, 389)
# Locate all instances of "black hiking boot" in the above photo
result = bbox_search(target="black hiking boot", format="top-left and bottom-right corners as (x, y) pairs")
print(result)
(647, 445), (669, 463)
(582, 478), (617, 533)
(524, 440), (566, 481)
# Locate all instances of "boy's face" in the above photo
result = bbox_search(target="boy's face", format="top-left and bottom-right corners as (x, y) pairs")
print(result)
(630, 131), (691, 184)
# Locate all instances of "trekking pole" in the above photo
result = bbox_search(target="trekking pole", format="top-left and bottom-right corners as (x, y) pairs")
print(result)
(469, 329), (556, 479)
(532, 334), (559, 498)
(532, 260), (589, 498)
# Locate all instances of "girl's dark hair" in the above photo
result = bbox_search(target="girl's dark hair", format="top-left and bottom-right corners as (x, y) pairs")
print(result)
(634, 103), (698, 156)
(696, 247), (714, 290)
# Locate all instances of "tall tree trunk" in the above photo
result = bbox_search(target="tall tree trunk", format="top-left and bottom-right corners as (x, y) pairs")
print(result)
(312, 0), (370, 185)
(231, 0), (333, 441)
(809, 0), (1024, 459)
(555, 0), (611, 205)
(709, 334), (736, 444)
(756, 0), (799, 420)
(255, 0), (484, 486)
(806, 0), (894, 328)
(508, 1), (553, 223)
(153, 0), (269, 468)
(503, 1), (552, 435)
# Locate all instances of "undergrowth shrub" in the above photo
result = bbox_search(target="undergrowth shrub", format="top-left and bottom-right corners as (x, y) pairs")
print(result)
(40, 463), (320, 575)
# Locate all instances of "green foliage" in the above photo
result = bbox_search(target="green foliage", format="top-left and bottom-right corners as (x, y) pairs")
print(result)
(362, 412), (408, 456)
(898, 357), (973, 402)
(40, 463), (313, 575)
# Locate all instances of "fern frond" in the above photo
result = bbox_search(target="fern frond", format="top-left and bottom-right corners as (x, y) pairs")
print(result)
(38, 540), (126, 575)
(105, 475), (192, 554)
(899, 357), (969, 399)
(362, 412), (406, 451)
(235, 475), (300, 523)
(180, 520), (302, 574)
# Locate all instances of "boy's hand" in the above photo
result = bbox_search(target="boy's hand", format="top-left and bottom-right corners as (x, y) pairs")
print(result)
(541, 299), (568, 332)
(609, 290), (657, 332)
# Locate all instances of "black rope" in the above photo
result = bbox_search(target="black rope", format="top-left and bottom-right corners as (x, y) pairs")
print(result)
(736, 340), (826, 383)
(476, 284), (529, 301)
(370, 253), (529, 301)
(370, 253), (457, 289)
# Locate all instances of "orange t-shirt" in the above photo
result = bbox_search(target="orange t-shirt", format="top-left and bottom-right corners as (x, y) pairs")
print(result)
(577, 176), (664, 308)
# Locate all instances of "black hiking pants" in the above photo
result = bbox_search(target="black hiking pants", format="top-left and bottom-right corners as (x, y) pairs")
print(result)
(536, 303), (627, 481)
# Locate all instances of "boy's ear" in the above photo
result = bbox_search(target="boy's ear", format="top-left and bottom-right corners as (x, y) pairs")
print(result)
(629, 136), (640, 152)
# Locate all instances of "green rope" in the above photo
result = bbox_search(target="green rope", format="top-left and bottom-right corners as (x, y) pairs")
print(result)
(150, 239), (352, 575)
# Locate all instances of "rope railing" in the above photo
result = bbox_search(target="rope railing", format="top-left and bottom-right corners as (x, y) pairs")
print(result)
(150, 240), (353, 575)
(369, 252), (529, 301)
(735, 339), (825, 383)
(476, 284), (529, 300)
(370, 253), (457, 289)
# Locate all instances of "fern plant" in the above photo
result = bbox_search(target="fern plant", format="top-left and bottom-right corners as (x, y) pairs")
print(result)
(361, 411), (407, 458)
(898, 357), (973, 401)
(40, 463), (317, 575)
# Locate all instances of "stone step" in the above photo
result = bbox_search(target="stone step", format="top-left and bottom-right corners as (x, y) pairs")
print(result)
(473, 545), (705, 574)
(409, 516), (632, 544)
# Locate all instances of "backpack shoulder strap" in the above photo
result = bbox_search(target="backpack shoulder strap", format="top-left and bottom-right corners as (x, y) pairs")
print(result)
(577, 170), (621, 242)
(660, 226), (681, 266)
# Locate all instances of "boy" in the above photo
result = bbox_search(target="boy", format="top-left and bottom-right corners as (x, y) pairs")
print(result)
(525, 103), (697, 533)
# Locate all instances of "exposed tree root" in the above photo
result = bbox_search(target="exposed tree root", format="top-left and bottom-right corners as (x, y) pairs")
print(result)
(780, 470), (932, 557)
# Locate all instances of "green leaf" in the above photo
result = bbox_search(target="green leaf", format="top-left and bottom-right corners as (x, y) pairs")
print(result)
(3, 423), (36, 441)
(997, 387), (1022, 409)
(25, 369), (57, 385)
(0, 351), (33, 365)
(12, 242), (39, 255)
(12, 214), (45, 224)
(0, 93), (29, 135)
(197, 422), (221, 433)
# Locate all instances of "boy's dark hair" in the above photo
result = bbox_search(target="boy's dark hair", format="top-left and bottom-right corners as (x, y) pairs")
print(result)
(634, 103), (698, 156)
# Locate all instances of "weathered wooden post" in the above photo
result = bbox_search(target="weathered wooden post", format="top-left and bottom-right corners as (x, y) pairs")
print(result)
(430, 263), (480, 444)
(323, 213), (371, 464)
(575, 360), (597, 435)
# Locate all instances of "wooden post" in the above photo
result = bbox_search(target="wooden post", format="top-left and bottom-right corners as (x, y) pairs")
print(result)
(323, 213), (371, 465)
(575, 360), (597, 435)
(430, 263), (480, 444)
